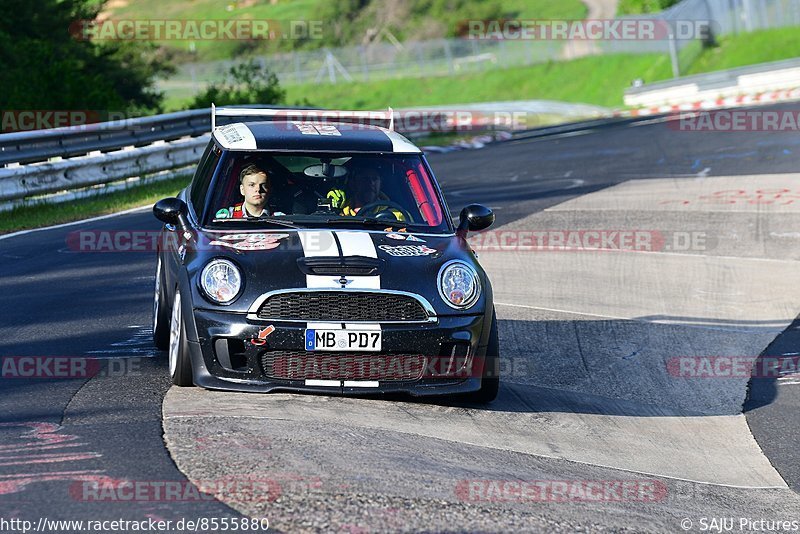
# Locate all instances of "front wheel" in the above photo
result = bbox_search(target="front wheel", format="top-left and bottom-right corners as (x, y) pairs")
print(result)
(168, 290), (194, 386)
(153, 256), (171, 350)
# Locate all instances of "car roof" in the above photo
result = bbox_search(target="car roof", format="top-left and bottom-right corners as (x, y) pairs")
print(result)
(212, 120), (421, 154)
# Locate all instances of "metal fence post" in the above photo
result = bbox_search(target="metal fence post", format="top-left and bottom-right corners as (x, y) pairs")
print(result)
(668, 27), (681, 78)
(189, 65), (197, 95)
(526, 37), (533, 65)
(415, 43), (425, 76)
(327, 50), (336, 83)
(360, 46), (370, 82)
(774, 0), (784, 27)
(742, 0), (753, 32)
(443, 39), (454, 75)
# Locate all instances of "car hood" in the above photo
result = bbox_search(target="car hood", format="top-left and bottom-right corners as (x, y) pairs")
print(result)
(185, 229), (487, 316)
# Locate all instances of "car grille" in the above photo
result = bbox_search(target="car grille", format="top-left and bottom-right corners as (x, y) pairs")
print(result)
(255, 291), (430, 322)
(261, 351), (427, 381)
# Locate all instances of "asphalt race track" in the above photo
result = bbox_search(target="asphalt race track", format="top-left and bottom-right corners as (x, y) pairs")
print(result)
(2, 103), (800, 532)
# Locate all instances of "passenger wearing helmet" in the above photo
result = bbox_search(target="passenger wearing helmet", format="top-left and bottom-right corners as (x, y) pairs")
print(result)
(327, 166), (405, 220)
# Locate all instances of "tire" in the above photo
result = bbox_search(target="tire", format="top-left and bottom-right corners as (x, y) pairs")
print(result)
(468, 309), (500, 403)
(153, 256), (171, 350)
(168, 290), (194, 387)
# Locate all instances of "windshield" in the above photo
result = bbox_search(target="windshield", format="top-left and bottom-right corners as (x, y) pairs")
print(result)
(205, 152), (450, 233)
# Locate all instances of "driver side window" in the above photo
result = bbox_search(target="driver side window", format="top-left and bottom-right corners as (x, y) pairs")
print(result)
(190, 143), (221, 219)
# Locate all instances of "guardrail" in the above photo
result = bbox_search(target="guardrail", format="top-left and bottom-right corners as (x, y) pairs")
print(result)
(0, 109), (211, 167)
(0, 109), (218, 212)
(0, 136), (209, 203)
(624, 58), (800, 108)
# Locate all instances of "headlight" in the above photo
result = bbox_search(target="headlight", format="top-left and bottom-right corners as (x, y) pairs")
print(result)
(438, 260), (481, 309)
(199, 259), (242, 304)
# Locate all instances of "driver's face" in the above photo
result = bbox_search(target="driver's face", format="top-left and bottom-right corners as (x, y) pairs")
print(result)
(356, 173), (381, 203)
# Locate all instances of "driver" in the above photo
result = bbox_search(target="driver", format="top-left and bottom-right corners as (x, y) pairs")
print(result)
(216, 163), (284, 218)
(328, 166), (405, 220)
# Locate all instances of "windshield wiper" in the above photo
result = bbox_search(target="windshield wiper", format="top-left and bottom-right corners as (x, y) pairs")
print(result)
(213, 217), (300, 229)
(254, 217), (302, 228)
(324, 217), (413, 229)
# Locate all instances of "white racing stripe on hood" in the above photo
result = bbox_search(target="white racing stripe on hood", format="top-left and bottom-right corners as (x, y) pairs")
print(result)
(335, 231), (378, 258)
(306, 275), (344, 289)
(300, 230), (341, 289)
(300, 230), (339, 257)
(335, 231), (380, 290)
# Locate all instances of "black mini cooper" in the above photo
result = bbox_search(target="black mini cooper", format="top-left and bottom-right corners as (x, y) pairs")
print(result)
(152, 108), (499, 402)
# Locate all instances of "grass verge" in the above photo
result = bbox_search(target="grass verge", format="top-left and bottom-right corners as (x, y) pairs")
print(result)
(616, 0), (680, 16)
(685, 26), (800, 75)
(285, 53), (675, 109)
(0, 175), (191, 235)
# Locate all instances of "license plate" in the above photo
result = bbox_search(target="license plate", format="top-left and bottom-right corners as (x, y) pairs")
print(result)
(305, 329), (381, 352)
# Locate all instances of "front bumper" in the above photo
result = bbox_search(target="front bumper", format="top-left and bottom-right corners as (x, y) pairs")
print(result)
(186, 309), (491, 396)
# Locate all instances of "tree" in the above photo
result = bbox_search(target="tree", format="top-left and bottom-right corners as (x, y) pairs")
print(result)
(188, 59), (286, 109)
(0, 0), (173, 118)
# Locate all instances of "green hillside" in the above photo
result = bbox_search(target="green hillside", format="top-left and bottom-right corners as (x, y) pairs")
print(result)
(160, 25), (800, 112)
(284, 54), (674, 110)
(685, 26), (800, 74)
(101, 0), (587, 61)
(616, 0), (681, 15)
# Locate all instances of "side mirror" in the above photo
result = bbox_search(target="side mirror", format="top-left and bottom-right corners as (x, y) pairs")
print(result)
(458, 204), (494, 235)
(153, 198), (190, 231)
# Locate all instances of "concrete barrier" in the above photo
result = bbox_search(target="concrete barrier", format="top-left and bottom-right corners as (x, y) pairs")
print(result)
(624, 58), (800, 108)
